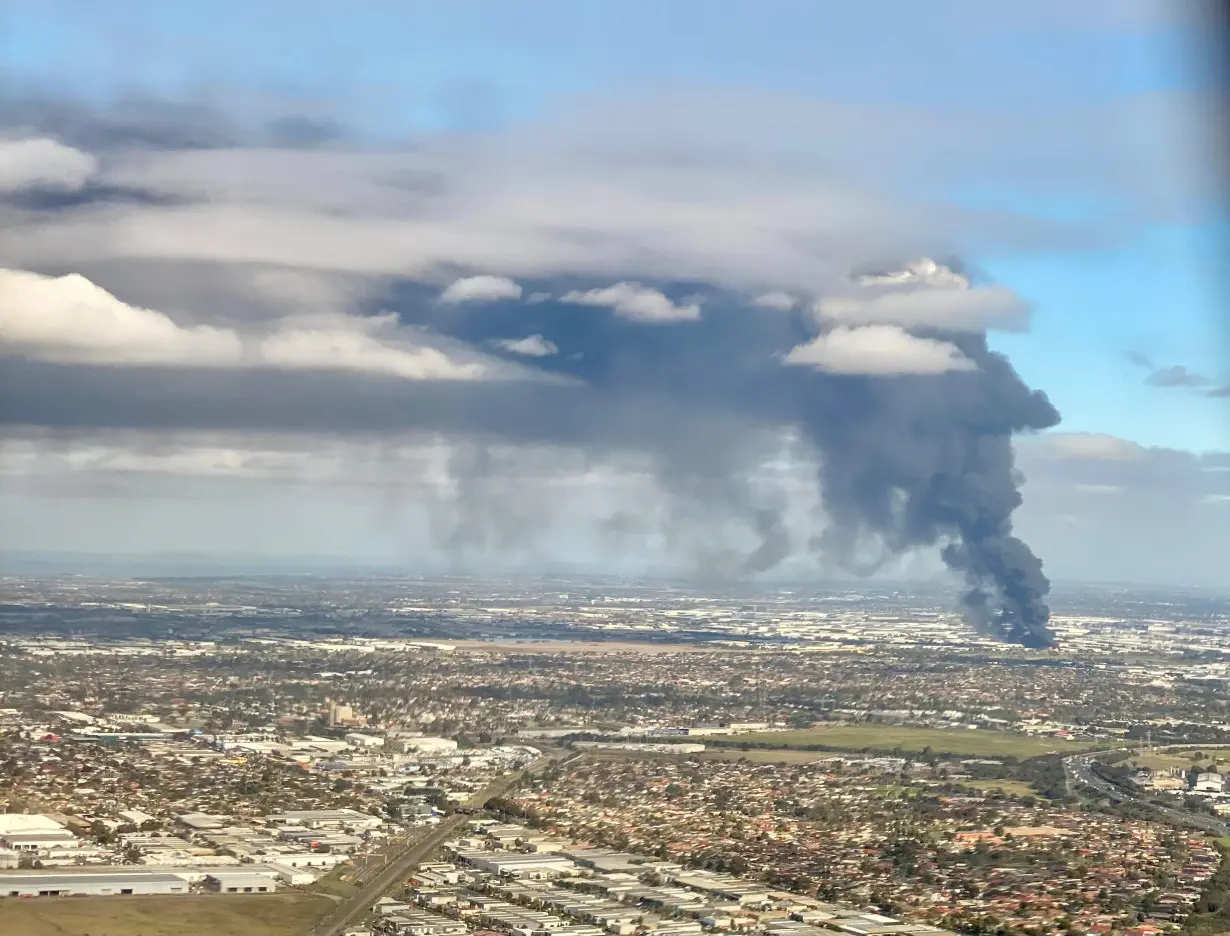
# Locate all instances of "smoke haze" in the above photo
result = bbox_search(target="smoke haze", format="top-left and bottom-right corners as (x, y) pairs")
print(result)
(0, 87), (1080, 646)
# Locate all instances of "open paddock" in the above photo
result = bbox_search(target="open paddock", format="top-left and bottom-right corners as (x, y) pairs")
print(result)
(718, 724), (1103, 759)
(0, 892), (335, 936)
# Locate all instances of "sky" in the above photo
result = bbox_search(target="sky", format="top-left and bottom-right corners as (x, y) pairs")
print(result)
(0, 0), (1227, 591)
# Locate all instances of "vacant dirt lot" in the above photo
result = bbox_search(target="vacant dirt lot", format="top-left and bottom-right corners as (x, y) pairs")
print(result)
(0, 892), (335, 936)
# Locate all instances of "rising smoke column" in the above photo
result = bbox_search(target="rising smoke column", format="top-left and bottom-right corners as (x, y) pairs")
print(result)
(797, 331), (1059, 647)
(401, 260), (1062, 645)
(780, 261), (1060, 647)
(0, 256), (1061, 646)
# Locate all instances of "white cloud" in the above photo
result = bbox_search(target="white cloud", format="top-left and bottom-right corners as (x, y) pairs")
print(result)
(1, 80), (1207, 296)
(751, 291), (797, 311)
(1011, 434), (1230, 585)
(817, 284), (1029, 332)
(0, 137), (97, 193)
(1072, 483), (1126, 495)
(494, 334), (559, 357)
(818, 259), (1030, 332)
(60, 445), (270, 479)
(855, 258), (971, 289)
(560, 282), (701, 323)
(0, 267), (243, 365)
(784, 325), (976, 375)
(0, 104), (1092, 294)
(260, 322), (488, 381)
(1032, 432), (1146, 461)
(250, 268), (374, 314)
(0, 267), (506, 381)
(0, 428), (423, 483)
(439, 275), (522, 304)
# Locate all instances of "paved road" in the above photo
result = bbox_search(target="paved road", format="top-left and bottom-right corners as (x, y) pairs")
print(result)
(1064, 750), (1230, 836)
(306, 756), (554, 936)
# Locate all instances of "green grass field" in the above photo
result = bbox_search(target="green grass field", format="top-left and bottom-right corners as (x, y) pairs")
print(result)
(701, 748), (830, 764)
(1129, 747), (1230, 772)
(307, 865), (359, 899)
(720, 724), (1100, 759)
(958, 778), (1040, 798)
(0, 893), (336, 936)
(1131, 751), (1201, 771)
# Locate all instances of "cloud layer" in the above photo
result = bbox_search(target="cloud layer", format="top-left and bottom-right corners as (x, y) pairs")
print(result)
(441, 275), (523, 304)
(785, 325), (976, 375)
(1013, 431), (1229, 585)
(559, 283), (702, 323)
(0, 137), (97, 194)
(4, 426), (1223, 586)
(0, 267), (527, 381)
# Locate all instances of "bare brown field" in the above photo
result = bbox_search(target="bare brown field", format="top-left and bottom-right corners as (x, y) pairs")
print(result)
(0, 892), (335, 936)
(451, 639), (748, 654)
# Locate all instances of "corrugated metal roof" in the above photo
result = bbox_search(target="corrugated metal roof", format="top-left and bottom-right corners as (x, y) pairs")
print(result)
(0, 872), (188, 886)
(206, 871), (277, 883)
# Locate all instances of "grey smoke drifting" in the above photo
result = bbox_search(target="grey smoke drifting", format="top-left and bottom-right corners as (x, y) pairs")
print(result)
(0, 266), (1061, 646)
(396, 275), (1061, 648)
(0, 95), (1064, 646)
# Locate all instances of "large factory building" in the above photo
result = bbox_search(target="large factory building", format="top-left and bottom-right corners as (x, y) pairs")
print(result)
(0, 871), (189, 898)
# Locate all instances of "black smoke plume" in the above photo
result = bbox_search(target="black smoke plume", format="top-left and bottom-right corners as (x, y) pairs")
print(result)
(0, 91), (1063, 646)
(0, 269), (1060, 647)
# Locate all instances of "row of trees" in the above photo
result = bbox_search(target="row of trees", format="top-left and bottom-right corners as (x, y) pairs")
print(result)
(1183, 842), (1230, 936)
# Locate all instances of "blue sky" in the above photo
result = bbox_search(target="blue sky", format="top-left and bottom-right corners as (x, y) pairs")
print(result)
(2, 2), (1209, 118)
(985, 220), (1230, 452)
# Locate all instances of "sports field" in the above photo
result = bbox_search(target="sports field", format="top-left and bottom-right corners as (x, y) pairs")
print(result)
(0, 893), (335, 936)
(720, 724), (1100, 759)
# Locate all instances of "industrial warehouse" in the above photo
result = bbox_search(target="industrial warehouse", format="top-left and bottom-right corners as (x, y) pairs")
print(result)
(0, 866), (300, 899)
(0, 871), (190, 898)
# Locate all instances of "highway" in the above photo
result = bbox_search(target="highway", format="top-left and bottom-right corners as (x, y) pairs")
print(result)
(1063, 750), (1230, 836)
(306, 756), (555, 936)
